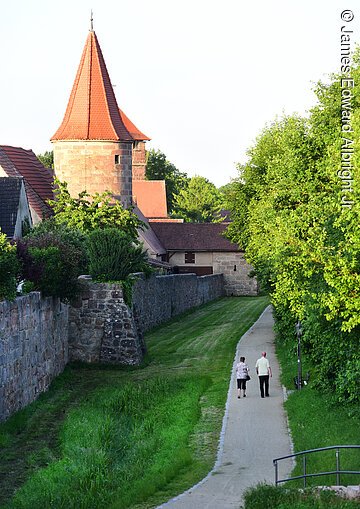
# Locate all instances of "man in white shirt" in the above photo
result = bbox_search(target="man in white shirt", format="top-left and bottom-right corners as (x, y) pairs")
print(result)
(255, 351), (272, 398)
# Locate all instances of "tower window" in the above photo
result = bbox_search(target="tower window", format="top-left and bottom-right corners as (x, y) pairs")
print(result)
(115, 155), (120, 164)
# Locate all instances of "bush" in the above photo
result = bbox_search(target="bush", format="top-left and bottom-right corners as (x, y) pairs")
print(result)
(273, 303), (360, 408)
(25, 219), (88, 273)
(16, 232), (84, 301)
(86, 228), (152, 282)
(302, 311), (360, 406)
(0, 232), (20, 301)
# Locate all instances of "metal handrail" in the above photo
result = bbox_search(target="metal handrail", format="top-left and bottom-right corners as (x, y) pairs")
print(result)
(273, 445), (360, 487)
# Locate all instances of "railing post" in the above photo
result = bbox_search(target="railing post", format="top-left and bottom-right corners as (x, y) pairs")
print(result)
(273, 446), (360, 489)
(274, 460), (278, 486)
(336, 448), (340, 485)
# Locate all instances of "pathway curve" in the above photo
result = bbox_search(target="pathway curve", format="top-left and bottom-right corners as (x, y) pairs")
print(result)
(157, 305), (293, 509)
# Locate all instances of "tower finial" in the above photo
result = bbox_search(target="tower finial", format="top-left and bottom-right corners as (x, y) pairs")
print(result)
(90, 10), (94, 31)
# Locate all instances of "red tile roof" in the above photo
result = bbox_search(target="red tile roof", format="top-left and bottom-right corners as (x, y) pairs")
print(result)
(0, 146), (53, 218)
(51, 31), (133, 141)
(132, 180), (168, 218)
(150, 222), (241, 252)
(119, 109), (150, 141)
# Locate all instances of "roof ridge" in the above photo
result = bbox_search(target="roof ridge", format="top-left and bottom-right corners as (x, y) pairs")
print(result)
(86, 30), (93, 139)
(93, 32), (130, 141)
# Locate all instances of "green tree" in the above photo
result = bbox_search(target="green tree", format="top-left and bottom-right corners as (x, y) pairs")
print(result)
(36, 150), (54, 169)
(48, 179), (145, 241)
(173, 176), (223, 223)
(0, 232), (20, 301)
(145, 149), (188, 213)
(225, 59), (360, 405)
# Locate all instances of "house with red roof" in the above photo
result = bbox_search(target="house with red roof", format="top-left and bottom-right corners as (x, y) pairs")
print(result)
(0, 26), (257, 294)
(0, 146), (53, 224)
(150, 222), (258, 295)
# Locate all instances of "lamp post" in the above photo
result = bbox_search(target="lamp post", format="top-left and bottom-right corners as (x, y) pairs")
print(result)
(295, 320), (302, 390)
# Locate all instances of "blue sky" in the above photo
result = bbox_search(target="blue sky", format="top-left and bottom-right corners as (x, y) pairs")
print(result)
(0, 0), (359, 186)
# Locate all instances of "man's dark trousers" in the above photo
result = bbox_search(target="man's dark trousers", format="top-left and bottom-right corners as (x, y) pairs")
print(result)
(259, 375), (269, 397)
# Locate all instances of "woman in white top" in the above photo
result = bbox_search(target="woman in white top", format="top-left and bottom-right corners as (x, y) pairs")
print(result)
(236, 356), (250, 398)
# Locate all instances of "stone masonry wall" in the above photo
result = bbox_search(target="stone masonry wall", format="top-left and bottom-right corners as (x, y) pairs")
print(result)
(0, 273), (224, 422)
(0, 293), (68, 422)
(132, 141), (147, 181)
(69, 273), (224, 363)
(132, 273), (224, 336)
(53, 140), (133, 208)
(213, 252), (258, 296)
(69, 278), (145, 365)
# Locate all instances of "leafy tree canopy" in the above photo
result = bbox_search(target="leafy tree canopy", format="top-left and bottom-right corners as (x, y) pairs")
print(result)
(173, 175), (224, 223)
(225, 57), (360, 404)
(36, 150), (54, 169)
(48, 179), (146, 241)
(145, 149), (189, 213)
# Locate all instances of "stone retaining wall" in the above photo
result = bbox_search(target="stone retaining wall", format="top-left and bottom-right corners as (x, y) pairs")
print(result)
(0, 273), (224, 422)
(132, 273), (224, 336)
(0, 293), (68, 422)
(69, 273), (224, 363)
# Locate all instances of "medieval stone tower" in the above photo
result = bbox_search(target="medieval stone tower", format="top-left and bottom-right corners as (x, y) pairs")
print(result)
(51, 28), (149, 208)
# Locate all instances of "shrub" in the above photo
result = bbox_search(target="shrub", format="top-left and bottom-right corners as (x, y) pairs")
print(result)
(16, 232), (84, 301)
(273, 303), (360, 408)
(25, 219), (88, 273)
(302, 311), (360, 406)
(86, 228), (151, 283)
(0, 232), (20, 301)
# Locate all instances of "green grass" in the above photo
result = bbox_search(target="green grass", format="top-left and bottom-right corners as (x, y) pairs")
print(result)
(243, 484), (360, 509)
(275, 331), (360, 489)
(284, 388), (360, 488)
(0, 296), (269, 509)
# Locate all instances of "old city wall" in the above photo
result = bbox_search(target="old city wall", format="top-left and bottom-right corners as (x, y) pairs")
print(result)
(0, 273), (224, 422)
(68, 278), (146, 365)
(132, 273), (224, 336)
(0, 293), (68, 422)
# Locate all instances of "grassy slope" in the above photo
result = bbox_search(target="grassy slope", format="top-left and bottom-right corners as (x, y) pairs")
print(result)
(0, 296), (268, 509)
(275, 335), (360, 488)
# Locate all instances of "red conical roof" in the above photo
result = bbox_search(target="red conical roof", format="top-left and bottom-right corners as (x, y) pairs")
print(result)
(119, 108), (150, 141)
(51, 31), (133, 141)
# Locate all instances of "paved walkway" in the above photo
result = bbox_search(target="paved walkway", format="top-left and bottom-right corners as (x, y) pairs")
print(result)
(157, 306), (293, 509)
